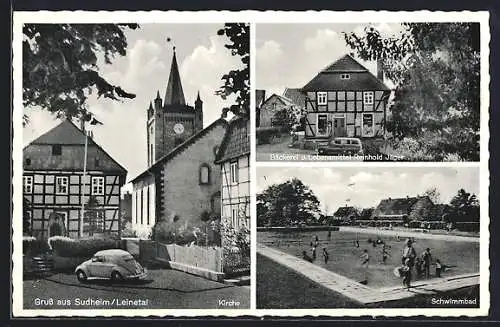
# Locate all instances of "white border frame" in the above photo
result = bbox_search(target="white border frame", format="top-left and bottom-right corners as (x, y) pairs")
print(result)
(12, 10), (490, 318)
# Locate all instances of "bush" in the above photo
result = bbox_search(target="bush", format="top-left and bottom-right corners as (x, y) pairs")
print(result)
(48, 236), (122, 257)
(23, 236), (51, 256)
(121, 222), (137, 238)
(272, 108), (298, 132)
(256, 126), (284, 145)
(388, 137), (435, 161)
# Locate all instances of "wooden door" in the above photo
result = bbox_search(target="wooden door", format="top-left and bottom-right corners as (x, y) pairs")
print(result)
(316, 114), (329, 137)
(334, 117), (346, 137)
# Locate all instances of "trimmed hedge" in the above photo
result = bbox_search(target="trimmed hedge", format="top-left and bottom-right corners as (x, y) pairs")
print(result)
(256, 126), (285, 145)
(48, 236), (123, 258)
(23, 236), (51, 256)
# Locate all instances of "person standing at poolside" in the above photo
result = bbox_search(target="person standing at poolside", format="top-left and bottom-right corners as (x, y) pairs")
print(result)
(382, 243), (390, 264)
(322, 247), (329, 264)
(422, 248), (432, 279)
(360, 249), (370, 284)
(402, 239), (417, 266)
(402, 258), (412, 289)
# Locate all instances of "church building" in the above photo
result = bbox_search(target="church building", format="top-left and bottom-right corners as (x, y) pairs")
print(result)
(131, 49), (227, 239)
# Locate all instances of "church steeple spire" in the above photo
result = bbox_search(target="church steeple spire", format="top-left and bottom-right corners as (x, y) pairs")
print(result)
(164, 48), (186, 106)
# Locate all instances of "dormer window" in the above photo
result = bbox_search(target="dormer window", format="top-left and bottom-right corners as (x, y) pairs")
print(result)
(341, 73), (350, 80)
(317, 92), (327, 105)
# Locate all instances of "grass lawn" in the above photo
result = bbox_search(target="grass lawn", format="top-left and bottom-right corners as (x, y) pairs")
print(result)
(257, 254), (479, 309)
(258, 230), (479, 289)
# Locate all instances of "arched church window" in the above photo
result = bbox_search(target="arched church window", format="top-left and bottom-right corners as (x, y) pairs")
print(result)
(199, 164), (211, 185)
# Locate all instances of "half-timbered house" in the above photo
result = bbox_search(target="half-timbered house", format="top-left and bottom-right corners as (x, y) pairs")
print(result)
(215, 117), (250, 230)
(23, 119), (127, 239)
(301, 54), (391, 140)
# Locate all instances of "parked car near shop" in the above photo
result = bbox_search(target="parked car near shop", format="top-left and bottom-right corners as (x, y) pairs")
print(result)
(75, 249), (147, 283)
(317, 137), (364, 156)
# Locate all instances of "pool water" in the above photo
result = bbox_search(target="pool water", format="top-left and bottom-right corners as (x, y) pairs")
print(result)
(258, 230), (480, 289)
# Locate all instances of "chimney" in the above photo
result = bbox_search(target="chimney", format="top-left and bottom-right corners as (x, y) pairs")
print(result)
(376, 58), (384, 81)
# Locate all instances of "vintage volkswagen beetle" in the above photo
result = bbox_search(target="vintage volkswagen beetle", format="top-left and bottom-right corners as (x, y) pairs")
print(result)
(75, 249), (147, 282)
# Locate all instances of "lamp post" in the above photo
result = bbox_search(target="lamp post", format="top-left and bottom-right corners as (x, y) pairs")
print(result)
(79, 122), (96, 238)
(79, 124), (89, 238)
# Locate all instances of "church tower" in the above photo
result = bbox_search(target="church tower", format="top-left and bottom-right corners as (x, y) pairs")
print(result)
(147, 48), (204, 167)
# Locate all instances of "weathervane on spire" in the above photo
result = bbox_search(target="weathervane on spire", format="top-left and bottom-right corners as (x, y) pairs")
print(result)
(167, 37), (175, 52)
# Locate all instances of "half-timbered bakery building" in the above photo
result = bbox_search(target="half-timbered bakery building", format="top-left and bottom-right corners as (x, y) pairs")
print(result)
(301, 54), (391, 140)
(23, 119), (127, 239)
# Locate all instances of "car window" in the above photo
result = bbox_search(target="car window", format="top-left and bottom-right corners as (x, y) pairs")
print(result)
(333, 140), (342, 145)
(92, 256), (104, 262)
(123, 255), (135, 262)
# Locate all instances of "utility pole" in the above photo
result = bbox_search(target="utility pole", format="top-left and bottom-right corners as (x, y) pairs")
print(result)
(79, 122), (89, 238)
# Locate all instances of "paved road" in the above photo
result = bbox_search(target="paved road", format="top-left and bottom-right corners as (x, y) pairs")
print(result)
(24, 268), (249, 309)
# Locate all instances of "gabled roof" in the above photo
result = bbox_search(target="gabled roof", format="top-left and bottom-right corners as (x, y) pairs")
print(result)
(29, 119), (97, 146)
(164, 50), (186, 106)
(373, 196), (427, 216)
(215, 116), (250, 163)
(302, 54), (390, 92)
(261, 94), (296, 108)
(322, 54), (370, 73)
(131, 118), (228, 183)
(334, 206), (358, 217)
(24, 119), (127, 174)
(283, 88), (306, 108)
(256, 90), (266, 108)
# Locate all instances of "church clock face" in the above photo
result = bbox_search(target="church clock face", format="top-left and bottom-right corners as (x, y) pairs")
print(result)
(173, 123), (184, 134)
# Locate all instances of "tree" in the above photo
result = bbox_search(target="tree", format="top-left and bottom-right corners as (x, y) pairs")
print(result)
(256, 178), (321, 227)
(343, 23), (480, 160)
(272, 108), (298, 132)
(423, 187), (441, 204)
(448, 189), (480, 223)
(216, 23), (250, 118)
(23, 24), (139, 125)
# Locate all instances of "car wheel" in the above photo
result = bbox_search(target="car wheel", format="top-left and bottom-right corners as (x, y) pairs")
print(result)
(76, 270), (87, 283)
(111, 271), (123, 282)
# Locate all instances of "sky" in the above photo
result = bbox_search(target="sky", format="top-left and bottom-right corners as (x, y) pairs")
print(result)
(22, 23), (243, 188)
(256, 23), (405, 97)
(256, 167), (480, 214)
